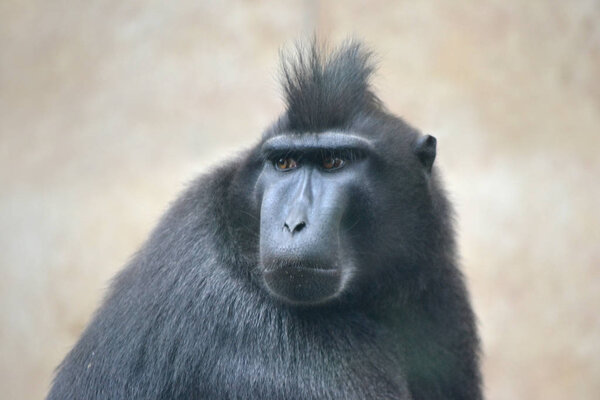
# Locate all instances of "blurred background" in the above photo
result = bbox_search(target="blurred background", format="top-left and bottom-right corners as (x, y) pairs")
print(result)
(1, 0), (599, 398)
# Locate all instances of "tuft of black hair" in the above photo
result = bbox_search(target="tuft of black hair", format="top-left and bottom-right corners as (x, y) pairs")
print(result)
(280, 38), (382, 133)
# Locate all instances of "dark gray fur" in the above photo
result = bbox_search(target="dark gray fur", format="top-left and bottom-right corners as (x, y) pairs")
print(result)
(48, 40), (482, 400)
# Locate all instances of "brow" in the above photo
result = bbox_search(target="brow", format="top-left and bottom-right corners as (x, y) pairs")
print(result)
(261, 132), (374, 155)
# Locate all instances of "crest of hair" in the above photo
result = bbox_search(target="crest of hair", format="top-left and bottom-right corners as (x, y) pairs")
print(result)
(280, 38), (381, 132)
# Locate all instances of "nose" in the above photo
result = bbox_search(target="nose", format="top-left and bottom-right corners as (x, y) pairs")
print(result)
(283, 218), (306, 235)
(283, 169), (312, 236)
(283, 199), (307, 234)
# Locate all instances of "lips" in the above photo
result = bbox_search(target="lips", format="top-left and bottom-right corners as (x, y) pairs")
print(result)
(262, 264), (342, 305)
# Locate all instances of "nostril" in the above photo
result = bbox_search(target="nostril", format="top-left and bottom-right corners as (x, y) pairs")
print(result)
(293, 221), (306, 233)
(283, 221), (306, 234)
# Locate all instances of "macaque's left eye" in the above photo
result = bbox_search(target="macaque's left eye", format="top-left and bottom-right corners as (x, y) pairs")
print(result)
(322, 157), (345, 170)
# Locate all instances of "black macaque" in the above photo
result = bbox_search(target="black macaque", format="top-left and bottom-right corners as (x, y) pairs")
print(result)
(48, 40), (482, 400)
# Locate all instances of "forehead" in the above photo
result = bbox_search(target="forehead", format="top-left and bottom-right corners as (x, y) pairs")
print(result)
(261, 132), (374, 153)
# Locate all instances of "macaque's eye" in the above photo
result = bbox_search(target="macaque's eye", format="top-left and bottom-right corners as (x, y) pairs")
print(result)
(322, 157), (345, 170)
(275, 157), (298, 171)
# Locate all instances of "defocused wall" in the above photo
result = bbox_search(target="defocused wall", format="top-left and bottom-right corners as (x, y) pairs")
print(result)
(1, 1), (599, 399)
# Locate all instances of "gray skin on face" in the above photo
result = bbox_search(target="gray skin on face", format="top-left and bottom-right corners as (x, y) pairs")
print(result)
(255, 132), (377, 305)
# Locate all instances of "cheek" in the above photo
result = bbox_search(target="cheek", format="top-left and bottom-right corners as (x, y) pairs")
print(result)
(258, 183), (291, 247)
(259, 184), (286, 222)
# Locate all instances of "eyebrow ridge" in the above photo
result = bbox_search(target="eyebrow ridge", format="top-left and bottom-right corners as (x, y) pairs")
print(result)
(261, 132), (374, 154)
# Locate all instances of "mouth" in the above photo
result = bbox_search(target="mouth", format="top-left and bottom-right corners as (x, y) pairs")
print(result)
(262, 263), (343, 305)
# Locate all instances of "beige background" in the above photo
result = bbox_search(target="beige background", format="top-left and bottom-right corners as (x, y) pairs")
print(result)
(1, 1), (599, 399)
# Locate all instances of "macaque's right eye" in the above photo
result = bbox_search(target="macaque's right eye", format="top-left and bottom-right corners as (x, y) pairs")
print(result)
(274, 157), (298, 171)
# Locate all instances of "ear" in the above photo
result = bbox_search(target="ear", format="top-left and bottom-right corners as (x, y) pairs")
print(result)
(414, 135), (437, 173)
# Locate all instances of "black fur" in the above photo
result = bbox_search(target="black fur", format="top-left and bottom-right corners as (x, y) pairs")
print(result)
(48, 40), (482, 400)
(279, 39), (381, 133)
